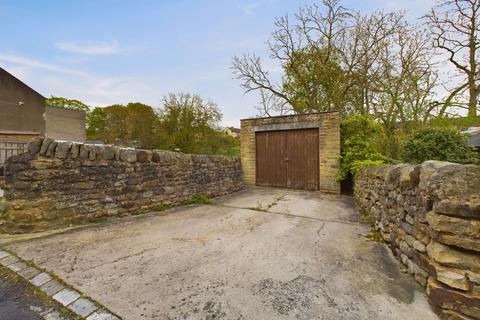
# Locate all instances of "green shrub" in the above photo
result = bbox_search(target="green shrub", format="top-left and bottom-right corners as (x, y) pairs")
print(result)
(429, 116), (480, 130)
(337, 115), (386, 181)
(401, 126), (478, 164)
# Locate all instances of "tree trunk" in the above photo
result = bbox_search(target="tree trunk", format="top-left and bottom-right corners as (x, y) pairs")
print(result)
(468, 6), (478, 118)
(468, 77), (478, 118)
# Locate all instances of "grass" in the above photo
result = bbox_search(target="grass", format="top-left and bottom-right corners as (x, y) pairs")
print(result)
(182, 193), (213, 205)
(360, 213), (384, 243)
(87, 216), (108, 224)
(152, 204), (172, 212)
(361, 213), (375, 226)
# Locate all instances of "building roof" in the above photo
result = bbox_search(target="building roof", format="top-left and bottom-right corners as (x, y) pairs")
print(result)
(226, 127), (241, 133)
(469, 133), (480, 149)
(0, 67), (46, 100)
(462, 127), (480, 149)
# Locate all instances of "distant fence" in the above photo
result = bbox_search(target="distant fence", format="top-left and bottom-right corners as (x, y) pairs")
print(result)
(0, 141), (28, 166)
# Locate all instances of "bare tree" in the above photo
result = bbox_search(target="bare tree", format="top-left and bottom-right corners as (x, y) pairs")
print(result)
(232, 0), (441, 125)
(426, 0), (480, 118)
(370, 25), (440, 129)
(232, 0), (351, 116)
(232, 53), (294, 114)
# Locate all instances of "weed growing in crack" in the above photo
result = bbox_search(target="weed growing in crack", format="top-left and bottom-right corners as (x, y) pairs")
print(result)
(247, 195), (286, 212)
(88, 216), (108, 224)
(248, 201), (267, 212)
(182, 194), (213, 205)
(152, 204), (172, 212)
(359, 212), (384, 242)
(132, 209), (147, 216)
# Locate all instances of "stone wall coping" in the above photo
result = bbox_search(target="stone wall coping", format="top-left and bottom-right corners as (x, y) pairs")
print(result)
(252, 121), (321, 132)
(27, 137), (239, 164)
(240, 110), (339, 122)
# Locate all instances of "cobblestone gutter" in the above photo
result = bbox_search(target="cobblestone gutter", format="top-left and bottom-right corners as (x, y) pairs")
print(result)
(0, 249), (119, 319)
(0, 137), (243, 234)
(355, 161), (480, 319)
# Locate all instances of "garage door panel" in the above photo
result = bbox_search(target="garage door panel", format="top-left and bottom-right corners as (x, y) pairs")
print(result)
(286, 129), (319, 190)
(256, 128), (319, 190)
(256, 131), (287, 188)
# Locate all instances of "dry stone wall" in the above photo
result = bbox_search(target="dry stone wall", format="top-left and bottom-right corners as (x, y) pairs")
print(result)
(0, 137), (243, 234)
(355, 161), (480, 320)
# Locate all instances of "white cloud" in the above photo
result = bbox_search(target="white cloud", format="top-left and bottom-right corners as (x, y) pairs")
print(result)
(0, 53), (87, 76)
(0, 53), (147, 106)
(237, 0), (277, 15)
(0, 52), (260, 125)
(54, 40), (121, 55)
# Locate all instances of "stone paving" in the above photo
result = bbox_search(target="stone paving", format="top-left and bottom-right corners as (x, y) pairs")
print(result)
(2, 188), (439, 319)
(0, 250), (119, 320)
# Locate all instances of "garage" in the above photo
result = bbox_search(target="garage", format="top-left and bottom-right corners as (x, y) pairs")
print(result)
(240, 112), (340, 194)
(256, 129), (319, 190)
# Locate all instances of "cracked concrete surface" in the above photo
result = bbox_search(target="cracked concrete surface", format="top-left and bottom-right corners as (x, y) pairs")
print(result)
(5, 187), (438, 319)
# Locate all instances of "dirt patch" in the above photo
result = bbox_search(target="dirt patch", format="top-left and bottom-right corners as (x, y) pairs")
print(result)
(253, 275), (355, 319)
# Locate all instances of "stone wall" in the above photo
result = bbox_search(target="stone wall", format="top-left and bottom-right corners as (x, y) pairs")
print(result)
(240, 112), (340, 194)
(355, 161), (480, 319)
(0, 137), (243, 234)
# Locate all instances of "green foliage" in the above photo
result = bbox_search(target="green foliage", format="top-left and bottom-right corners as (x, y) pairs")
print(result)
(87, 216), (108, 224)
(86, 94), (239, 155)
(208, 135), (240, 156)
(378, 131), (404, 161)
(283, 47), (348, 113)
(182, 194), (212, 205)
(401, 126), (478, 164)
(429, 116), (480, 130)
(46, 96), (90, 112)
(152, 204), (172, 212)
(87, 103), (158, 148)
(86, 107), (106, 140)
(157, 93), (231, 155)
(337, 115), (386, 181)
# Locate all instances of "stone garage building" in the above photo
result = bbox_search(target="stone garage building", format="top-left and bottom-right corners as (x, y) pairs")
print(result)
(240, 112), (340, 194)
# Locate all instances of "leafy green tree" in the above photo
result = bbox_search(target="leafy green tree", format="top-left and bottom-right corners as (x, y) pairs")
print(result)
(124, 103), (158, 148)
(46, 96), (90, 112)
(86, 107), (106, 141)
(337, 115), (386, 180)
(401, 127), (478, 164)
(282, 47), (349, 113)
(86, 94), (238, 155)
(157, 93), (223, 154)
(87, 103), (158, 148)
(101, 104), (129, 144)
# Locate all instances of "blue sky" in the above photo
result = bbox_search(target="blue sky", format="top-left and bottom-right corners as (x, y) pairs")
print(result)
(0, 0), (435, 127)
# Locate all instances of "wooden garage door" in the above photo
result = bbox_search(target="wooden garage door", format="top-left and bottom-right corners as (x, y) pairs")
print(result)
(256, 128), (319, 190)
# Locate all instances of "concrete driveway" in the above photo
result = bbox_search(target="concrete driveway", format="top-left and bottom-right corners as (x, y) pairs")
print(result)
(4, 188), (437, 320)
